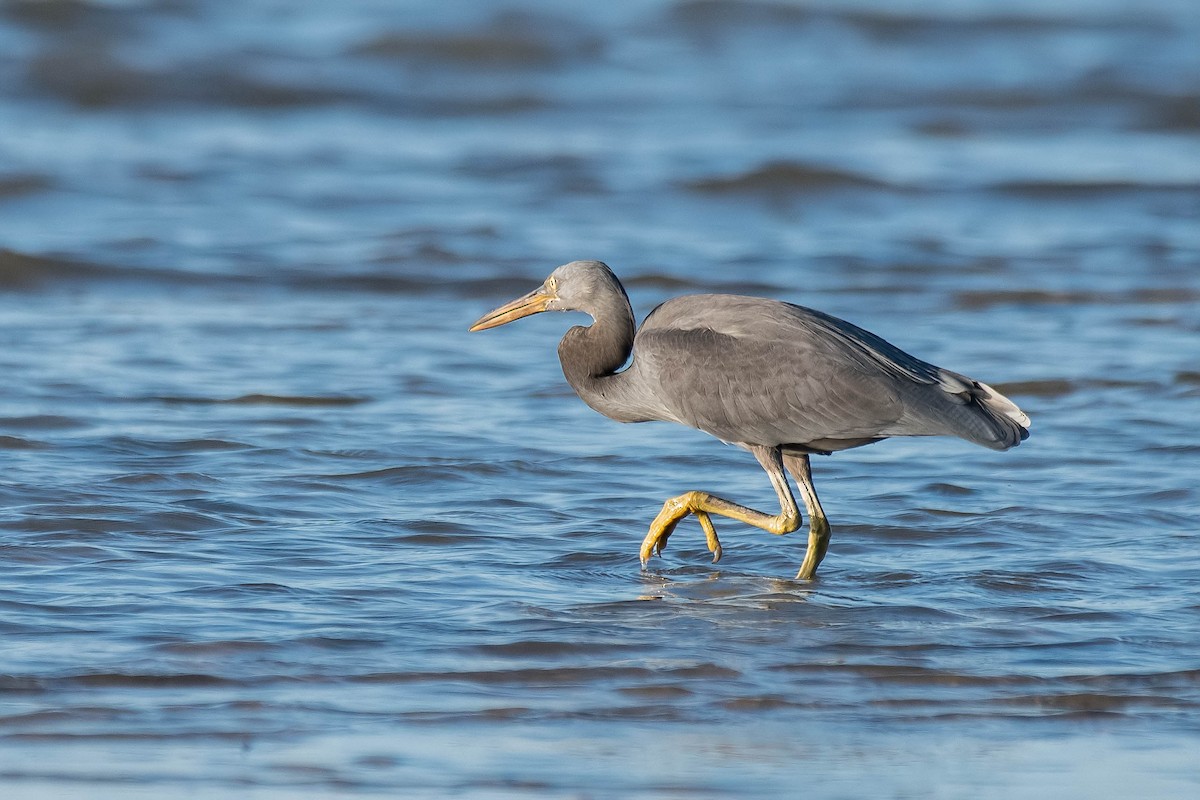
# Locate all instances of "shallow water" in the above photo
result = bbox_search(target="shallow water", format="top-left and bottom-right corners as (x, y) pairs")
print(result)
(2, 0), (1200, 797)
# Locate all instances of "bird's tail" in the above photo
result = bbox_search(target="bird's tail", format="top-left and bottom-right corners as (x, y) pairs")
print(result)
(938, 370), (1030, 451)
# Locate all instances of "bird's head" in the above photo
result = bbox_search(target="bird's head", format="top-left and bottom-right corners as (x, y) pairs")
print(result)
(469, 260), (618, 331)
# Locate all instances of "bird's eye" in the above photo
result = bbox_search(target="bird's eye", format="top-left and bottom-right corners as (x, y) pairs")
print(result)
(547, 277), (558, 292)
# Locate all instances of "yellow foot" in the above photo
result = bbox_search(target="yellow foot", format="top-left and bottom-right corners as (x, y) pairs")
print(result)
(695, 511), (723, 564)
(639, 492), (723, 567)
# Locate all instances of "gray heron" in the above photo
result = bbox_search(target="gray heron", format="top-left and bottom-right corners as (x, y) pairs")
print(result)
(470, 260), (1029, 579)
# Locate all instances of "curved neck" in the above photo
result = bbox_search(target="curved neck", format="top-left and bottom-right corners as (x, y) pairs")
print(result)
(557, 285), (646, 423)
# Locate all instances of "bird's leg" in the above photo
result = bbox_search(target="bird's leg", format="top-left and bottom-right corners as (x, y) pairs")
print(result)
(640, 446), (800, 567)
(784, 453), (831, 580)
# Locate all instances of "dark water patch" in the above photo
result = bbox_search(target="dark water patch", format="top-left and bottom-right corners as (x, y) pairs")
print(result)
(295, 636), (388, 650)
(398, 519), (465, 537)
(837, 9), (1158, 39)
(0, 676), (45, 694)
(994, 179), (1200, 198)
(27, 43), (358, 110)
(913, 117), (976, 138)
(2, 730), (267, 744)
(0, 247), (257, 290)
(153, 639), (284, 656)
(134, 164), (211, 184)
(664, 2), (1164, 42)
(888, 80), (1200, 130)
(287, 271), (458, 295)
(154, 393), (371, 408)
(1036, 610), (1130, 624)
(682, 161), (891, 197)
(664, 0), (814, 33)
(105, 471), (219, 488)
(1135, 488), (1192, 503)
(1147, 443), (1200, 455)
(924, 482), (975, 497)
(771, 663), (1038, 688)
(102, 436), (253, 454)
(851, 523), (966, 544)
(624, 271), (783, 295)
(59, 672), (243, 689)
(955, 287), (1200, 309)
(994, 377), (1161, 398)
(321, 465), (463, 486)
(618, 684), (694, 699)
(994, 379), (1075, 398)
(0, 435), (48, 450)
(0, 173), (54, 199)
(401, 707), (535, 724)
(720, 695), (805, 712)
(351, 12), (604, 69)
(1174, 371), (1200, 386)
(354, 665), (658, 686)
(471, 640), (640, 659)
(396, 92), (550, 116)
(14, 514), (130, 535)
(131, 509), (232, 533)
(0, 0), (171, 33)
(1140, 92), (1200, 131)
(400, 705), (687, 725)
(366, 241), (470, 268)
(0, 412), (79, 431)
(180, 582), (311, 599)
(458, 153), (606, 194)
(1125, 315), (1197, 331)
(998, 692), (1186, 715)
(0, 706), (134, 729)
(0, 540), (115, 565)
(26, 43), (158, 109)
(0, 248), (123, 288)
(968, 570), (1074, 595)
(395, 531), (501, 548)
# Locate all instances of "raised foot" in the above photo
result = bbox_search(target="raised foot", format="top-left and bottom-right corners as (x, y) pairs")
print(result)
(639, 491), (723, 567)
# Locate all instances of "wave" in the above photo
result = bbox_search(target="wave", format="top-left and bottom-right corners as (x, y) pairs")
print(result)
(0, 173), (54, 198)
(682, 160), (891, 196)
(27, 43), (354, 110)
(152, 394), (372, 407)
(664, 0), (1172, 38)
(0, 248), (218, 289)
(955, 287), (1200, 309)
(351, 12), (604, 70)
(0, 245), (523, 296)
(0, 249), (118, 288)
(994, 178), (1200, 198)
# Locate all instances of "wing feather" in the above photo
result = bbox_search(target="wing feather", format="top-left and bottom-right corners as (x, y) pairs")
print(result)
(633, 317), (906, 448)
(627, 293), (1026, 452)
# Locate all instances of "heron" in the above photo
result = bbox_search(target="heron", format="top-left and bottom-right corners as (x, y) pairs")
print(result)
(470, 260), (1029, 579)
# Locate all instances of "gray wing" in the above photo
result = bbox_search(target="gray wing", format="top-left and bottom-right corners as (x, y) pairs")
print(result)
(630, 294), (1024, 451)
(633, 297), (921, 453)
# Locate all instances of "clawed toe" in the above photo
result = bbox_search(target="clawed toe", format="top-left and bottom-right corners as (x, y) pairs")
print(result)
(639, 495), (728, 567)
(694, 511), (722, 563)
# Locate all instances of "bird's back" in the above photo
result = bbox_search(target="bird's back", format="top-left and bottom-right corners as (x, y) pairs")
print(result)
(630, 294), (1028, 453)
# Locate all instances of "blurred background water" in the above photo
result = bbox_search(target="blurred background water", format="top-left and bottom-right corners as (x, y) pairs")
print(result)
(2, 0), (1199, 797)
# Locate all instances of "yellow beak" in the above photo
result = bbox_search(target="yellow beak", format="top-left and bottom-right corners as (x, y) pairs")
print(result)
(469, 286), (555, 332)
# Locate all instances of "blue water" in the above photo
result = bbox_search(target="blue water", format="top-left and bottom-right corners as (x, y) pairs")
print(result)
(2, 1), (1199, 797)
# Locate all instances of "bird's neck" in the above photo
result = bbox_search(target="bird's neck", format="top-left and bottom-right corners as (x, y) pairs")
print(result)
(557, 288), (646, 423)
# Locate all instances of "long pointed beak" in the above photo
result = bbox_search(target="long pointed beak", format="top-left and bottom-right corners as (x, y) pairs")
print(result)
(469, 286), (555, 332)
